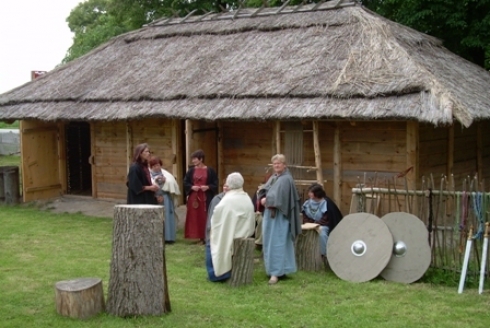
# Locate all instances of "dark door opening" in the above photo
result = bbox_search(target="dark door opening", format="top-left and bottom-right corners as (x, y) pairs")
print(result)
(65, 121), (92, 196)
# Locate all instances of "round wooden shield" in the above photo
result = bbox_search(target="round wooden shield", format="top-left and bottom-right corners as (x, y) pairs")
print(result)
(380, 212), (431, 283)
(326, 212), (393, 283)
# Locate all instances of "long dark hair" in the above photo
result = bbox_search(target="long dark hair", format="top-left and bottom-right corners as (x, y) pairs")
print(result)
(308, 183), (326, 199)
(132, 143), (149, 164)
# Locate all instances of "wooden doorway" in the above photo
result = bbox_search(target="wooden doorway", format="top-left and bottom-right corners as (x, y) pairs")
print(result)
(185, 120), (220, 184)
(65, 121), (92, 196)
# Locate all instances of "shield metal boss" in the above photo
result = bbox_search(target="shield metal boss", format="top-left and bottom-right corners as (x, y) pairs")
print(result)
(380, 212), (431, 283)
(326, 212), (393, 283)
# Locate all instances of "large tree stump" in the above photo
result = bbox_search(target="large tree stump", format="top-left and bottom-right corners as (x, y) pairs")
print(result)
(55, 278), (105, 319)
(295, 224), (324, 272)
(228, 238), (255, 287)
(106, 205), (171, 317)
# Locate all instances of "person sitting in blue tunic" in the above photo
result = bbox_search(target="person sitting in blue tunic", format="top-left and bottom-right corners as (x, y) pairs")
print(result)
(301, 183), (343, 257)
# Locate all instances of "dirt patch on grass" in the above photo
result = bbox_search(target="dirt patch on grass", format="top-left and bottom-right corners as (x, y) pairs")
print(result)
(38, 196), (187, 229)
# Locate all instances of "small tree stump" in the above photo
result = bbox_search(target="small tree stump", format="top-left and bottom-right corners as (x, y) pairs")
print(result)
(228, 238), (255, 287)
(295, 224), (324, 272)
(106, 205), (170, 317)
(55, 278), (105, 319)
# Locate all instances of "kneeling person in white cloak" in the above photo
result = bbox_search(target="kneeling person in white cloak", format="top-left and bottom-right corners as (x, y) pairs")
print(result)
(206, 172), (255, 281)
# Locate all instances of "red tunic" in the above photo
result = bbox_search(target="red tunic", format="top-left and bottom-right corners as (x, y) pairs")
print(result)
(185, 167), (208, 239)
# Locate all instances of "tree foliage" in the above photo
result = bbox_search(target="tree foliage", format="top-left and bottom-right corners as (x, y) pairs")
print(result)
(362, 0), (490, 69)
(64, 0), (490, 69)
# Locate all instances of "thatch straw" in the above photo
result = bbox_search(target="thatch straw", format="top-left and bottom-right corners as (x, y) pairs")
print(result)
(1, 0), (489, 127)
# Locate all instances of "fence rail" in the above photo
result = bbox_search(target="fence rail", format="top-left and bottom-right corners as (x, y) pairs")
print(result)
(350, 173), (490, 278)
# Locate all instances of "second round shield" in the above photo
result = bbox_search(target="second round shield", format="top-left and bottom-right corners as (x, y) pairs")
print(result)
(327, 212), (393, 283)
(380, 212), (431, 283)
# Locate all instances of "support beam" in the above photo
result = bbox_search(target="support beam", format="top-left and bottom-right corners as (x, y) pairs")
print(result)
(477, 122), (483, 180)
(447, 124), (454, 177)
(90, 122), (97, 198)
(126, 121), (132, 172)
(185, 120), (193, 170)
(57, 121), (67, 195)
(171, 119), (183, 205)
(406, 121), (419, 214)
(217, 121), (225, 185)
(406, 121), (419, 190)
(333, 122), (342, 205)
(312, 121), (323, 186)
(275, 121), (281, 154)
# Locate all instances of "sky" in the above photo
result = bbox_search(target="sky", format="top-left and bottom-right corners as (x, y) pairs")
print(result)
(0, 1), (85, 94)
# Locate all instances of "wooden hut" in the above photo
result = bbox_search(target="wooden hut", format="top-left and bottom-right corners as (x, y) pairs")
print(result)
(1, 0), (490, 213)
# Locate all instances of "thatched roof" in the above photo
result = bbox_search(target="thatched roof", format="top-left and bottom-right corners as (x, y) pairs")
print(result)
(1, 0), (490, 127)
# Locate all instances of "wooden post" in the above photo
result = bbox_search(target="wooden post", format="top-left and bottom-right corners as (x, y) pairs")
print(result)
(275, 121), (281, 154)
(312, 121), (323, 186)
(126, 121), (132, 172)
(228, 238), (255, 287)
(333, 122), (342, 206)
(171, 119), (183, 205)
(185, 120), (193, 170)
(90, 122), (97, 198)
(217, 121), (225, 186)
(476, 122), (482, 180)
(107, 205), (171, 316)
(406, 121), (419, 214)
(55, 278), (105, 319)
(295, 227), (324, 272)
(447, 124), (454, 178)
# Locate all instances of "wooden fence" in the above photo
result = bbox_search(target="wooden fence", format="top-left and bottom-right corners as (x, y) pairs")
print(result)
(350, 173), (490, 277)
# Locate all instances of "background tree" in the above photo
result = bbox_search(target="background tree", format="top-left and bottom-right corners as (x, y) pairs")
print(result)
(362, 0), (490, 69)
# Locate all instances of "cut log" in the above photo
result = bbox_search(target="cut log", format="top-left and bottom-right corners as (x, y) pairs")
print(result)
(228, 238), (255, 287)
(295, 226), (324, 272)
(106, 205), (170, 317)
(55, 278), (105, 319)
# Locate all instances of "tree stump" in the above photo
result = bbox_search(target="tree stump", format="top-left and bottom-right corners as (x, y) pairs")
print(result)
(55, 278), (105, 319)
(228, 238), (255, 287)
(295, 224), (324, 272)
(106, 205), (171, 317)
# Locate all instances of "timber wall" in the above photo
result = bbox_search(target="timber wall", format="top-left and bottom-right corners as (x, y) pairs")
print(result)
(92, 119), (175, 200)
(419, 123), (449, 180)
(482, 121), (490, 182)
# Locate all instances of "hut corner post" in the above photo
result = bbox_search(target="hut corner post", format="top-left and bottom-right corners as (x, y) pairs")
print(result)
(107, 205), (171, 316)
(333, 122), (342, 206)
(406, 121), (419, 214)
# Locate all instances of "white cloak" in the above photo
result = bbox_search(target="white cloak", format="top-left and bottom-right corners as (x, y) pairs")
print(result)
(210, 189), (255, 276)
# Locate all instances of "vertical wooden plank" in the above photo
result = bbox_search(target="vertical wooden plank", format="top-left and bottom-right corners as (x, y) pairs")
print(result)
(126, 121), (132, 172)
(90, 122), (97, 198)
(275, 121), (281, 154)
(217, 121), (225, 185)
(57, 121), (67, 195)
(312, 120), (323, 186)
(185, 119), (193, 170)
(447, 124), (454, 177)
(477, 122), (483, 179)
(333, 122), (341, 205)
(171, 119), (183, 205)
(19, 120), (26, 201)
(406, 121), (419, 213)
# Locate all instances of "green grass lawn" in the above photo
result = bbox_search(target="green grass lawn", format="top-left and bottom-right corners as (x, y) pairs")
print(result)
(0, 205), (489, 328)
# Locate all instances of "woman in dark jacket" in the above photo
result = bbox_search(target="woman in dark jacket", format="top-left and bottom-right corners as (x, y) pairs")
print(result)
(126, 143), (159, 204)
